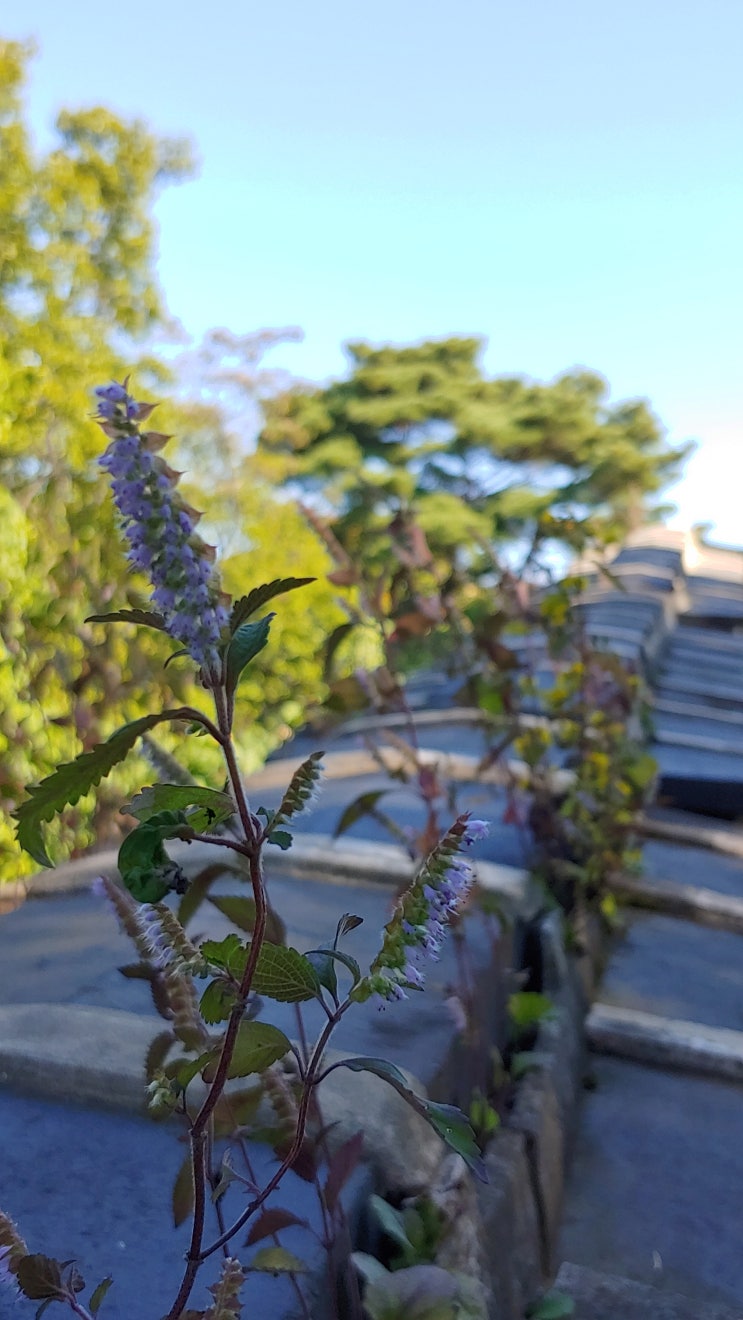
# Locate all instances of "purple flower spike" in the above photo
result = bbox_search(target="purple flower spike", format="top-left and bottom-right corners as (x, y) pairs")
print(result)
(463, 818), (489, 844)
(0, 1247), (19, 1299)
(362, 813), (488, 1004)
(94, 381), (228, 675)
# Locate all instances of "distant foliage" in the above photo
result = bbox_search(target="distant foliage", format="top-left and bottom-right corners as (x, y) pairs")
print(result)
(0, 45), (348, 882)
(258, 336), (691, 575)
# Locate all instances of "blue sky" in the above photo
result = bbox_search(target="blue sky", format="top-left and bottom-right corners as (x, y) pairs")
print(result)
(8, 0), (743, 541)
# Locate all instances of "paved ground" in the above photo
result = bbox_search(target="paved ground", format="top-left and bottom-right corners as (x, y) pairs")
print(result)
(0, 1090), (329, 1320)
(5, 645), (743, 1319)
(558, 835), (743, 1312)
(0, 733), (523, 1319)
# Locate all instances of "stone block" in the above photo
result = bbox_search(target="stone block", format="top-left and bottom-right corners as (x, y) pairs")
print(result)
(534, 997), (586, 1151)
(508, 1070), (564, 1273)
(0, 1003), (154, 1111)
(317, 1059), (443, 1197)
(554, 1262), (743, 1320)
(476, 1130), (542, 1320)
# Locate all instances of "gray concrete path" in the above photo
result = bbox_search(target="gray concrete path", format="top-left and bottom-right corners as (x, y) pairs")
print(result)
(6, 695), (743, 1317)
(558, 834), (743, 1314)
(0, 1089), (328, 1320)
(0, 737), (529, 1319)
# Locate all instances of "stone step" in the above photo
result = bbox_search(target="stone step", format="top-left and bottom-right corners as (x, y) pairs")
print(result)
(653, 694), (743, 727)
(642, 835), (743, 899)
(655, 674), (743, 707)
(558, 1055), (743, 1306)
(587, 1003), (743, 1081)
(554, 1262), (743, 1320)
(639, 811), (743, 859)
(596, 911), (743, 1035)
(612, 873), (743, 934)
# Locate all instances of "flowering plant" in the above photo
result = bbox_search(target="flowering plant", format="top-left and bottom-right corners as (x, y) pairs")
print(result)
(5, 383), (488, 1320)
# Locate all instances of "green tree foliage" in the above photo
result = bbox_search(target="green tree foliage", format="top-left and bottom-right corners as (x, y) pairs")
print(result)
(0, 44), (345, 881)
(259, 337), (691, 574)
(0, 38), (194, 878)
(164, 338), (352, 763)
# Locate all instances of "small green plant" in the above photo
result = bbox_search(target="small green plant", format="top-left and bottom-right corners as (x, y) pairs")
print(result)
(368, 1194), (446, 1270)
(2, 383), (489, 1320)
(509, 578), (656, 924)
(352, 1252), (487, 1320)
(507, 991), (555, 1039)
(467, 1088), (501, 1148)
(525, 1288), (575, 1318)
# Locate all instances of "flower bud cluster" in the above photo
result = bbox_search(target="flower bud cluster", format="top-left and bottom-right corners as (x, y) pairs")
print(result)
(95, 381), (229, 676)
(136, 902), (206, 977)
(0, 1212), (27, 1296)
(208, 1257), (246, 1319)
(145, 1069), (179, 1116)
(274, 750), (325, 824)
(361, 815), (489, 1003)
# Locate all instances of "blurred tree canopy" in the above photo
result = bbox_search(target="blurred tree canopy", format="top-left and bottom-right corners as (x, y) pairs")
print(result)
(0, 42), (346, 881)
(259, 338), (691, 577)
(0, 40), (693, 883)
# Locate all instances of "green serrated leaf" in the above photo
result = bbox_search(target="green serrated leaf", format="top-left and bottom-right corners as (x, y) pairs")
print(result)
(333, 790), (390, 839)
(88, 1276), (113, 1317)
(224, 614), (275, 696)
(335, 1059), (486, 1181)
(305, 947), (360, 992)
(230, 577), (316, 632)
(117, 810), (190, 904)
(16, 1255), (66, 1301)
(248, 1246), (307, 1275)
(199, 979), (238, 1024)
(86, 608), (167, 632)
(251, 943), (321, 1002)
(508, 992), (555, 1031)
(172, 1156), (195, 1228)
(267, 828), (293, 850)
(200, 933), (245, 974)
(526, 1290), (575, 1319)
(123, 784), (235, 832)
(207, 895), (287, 945)
(14, 711), (189, 868)
(207, 1021), (290, 1080)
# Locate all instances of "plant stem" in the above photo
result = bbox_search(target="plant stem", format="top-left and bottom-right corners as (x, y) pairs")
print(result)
(199, 1002), (350, 1261)
(185, 831), (252, 857)
(68, 1299), (95, 1320)
(163, 700), (268, 1320)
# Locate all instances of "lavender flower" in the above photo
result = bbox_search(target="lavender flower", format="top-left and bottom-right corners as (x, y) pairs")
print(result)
(94, 382), (228, 676)
(356, 814), (489, 1004)
(135, 903), (204, 975)
(0, 1246), (19, 1298)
